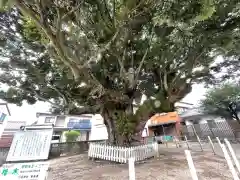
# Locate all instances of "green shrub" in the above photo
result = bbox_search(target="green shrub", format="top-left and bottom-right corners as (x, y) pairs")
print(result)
(64, 130), (80, 142)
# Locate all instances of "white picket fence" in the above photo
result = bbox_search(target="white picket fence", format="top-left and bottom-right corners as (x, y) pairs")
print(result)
(88, 143), (157, 163)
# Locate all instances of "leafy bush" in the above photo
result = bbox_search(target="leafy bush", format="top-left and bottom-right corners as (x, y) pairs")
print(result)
(64, 130), (80, 142)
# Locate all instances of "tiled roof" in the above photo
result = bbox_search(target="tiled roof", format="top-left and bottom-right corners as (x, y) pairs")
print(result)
(0, 135), (13, 148)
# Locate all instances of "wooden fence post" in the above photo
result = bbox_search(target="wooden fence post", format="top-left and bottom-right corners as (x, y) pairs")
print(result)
(129, 157), (136, 180)
(224, 138), (240, 174)
(208, 136), (215, 155)
(185, 150), (199, 180)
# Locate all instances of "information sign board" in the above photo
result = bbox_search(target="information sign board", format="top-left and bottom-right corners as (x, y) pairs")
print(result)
(6, 129), (53, 162)
(0, 161), (49, 180)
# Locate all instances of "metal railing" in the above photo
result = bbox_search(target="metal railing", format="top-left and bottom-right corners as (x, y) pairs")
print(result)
(181, 121), (240, 142)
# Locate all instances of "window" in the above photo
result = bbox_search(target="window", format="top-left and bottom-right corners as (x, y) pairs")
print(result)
(208, 120), (217, 128)
(52, 135), (60, 141)
(45, 117), (55, 123)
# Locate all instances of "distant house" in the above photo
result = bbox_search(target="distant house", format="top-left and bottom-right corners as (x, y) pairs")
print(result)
(0, 135), (13, 148)
(142, 112), (181, 143)
(25, 112), (108, 142)
(1, 120), (26, 137)
(179, 108), (239, 138)
(175, 102), (194, 115)
(0, 121), (26, 148)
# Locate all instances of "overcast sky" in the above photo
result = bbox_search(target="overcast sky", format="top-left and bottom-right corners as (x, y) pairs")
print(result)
(0, 83), (207, 124)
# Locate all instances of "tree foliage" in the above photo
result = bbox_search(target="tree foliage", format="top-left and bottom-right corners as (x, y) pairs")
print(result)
(200, 83), (240, 121)
(0, 0), (240, 144)
(64, 130), (80, 142)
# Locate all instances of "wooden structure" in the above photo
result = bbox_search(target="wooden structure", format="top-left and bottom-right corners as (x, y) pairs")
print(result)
(143, 112), (181, 142)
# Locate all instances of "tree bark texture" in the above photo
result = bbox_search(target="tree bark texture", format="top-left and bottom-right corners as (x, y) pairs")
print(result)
(101, 97), (176, 146)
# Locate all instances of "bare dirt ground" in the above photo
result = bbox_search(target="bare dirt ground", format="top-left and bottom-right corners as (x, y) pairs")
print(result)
(47, 150), (233, 180)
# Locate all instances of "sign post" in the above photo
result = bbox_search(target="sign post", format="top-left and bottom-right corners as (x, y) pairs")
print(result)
(224, 138), (240, 174)
(1, 128), (53, 180)
(221, 143), (239, 180)
(185, 150), (198, 180)
(7, 129), (53, 162)
(128, 158), (135, 180)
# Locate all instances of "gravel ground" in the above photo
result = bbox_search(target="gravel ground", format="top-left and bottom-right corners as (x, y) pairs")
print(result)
(47, 150), (233, 180)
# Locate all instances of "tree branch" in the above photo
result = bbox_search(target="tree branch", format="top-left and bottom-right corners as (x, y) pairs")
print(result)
(83, 28), (121, 67)
(34, 91), (62, 108)
(117, 48), (127, 79)
(163, 70), (168, 91)
(112, 0), (116, 26)
(62, 2), (83, 21)
(48, 85), (68, 107)
(15, 0), (81, 80)
(170, 50), (205, 87)
(11, 85), (62, 108)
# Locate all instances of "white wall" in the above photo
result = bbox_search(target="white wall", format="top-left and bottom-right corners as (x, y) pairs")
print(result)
(89, 124), (108, 141)
(185, 115), (226, 125)
(64, 114), (104, 127)
(36, 115), (46, 124)
(55, 116), (65, 127)
(36, 113), (108, 141)
(36, 114), (105, 127)
(36, 115), (56, 125)
(91, 114), (104, 125)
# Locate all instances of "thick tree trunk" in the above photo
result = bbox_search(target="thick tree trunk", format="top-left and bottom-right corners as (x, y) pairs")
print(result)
(134, 99), (175, 134)
(101, 97), (176, 145)
(102, 109), (117, 145)
(101, 103), (134, 146)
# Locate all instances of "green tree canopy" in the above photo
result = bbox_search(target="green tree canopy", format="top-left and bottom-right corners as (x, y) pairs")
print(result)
(200, 83), (240, 122)
(1, 0), (240, 144)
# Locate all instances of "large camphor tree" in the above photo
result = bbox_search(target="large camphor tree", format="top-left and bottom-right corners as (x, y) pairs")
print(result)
(1, 0), (240, 144)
